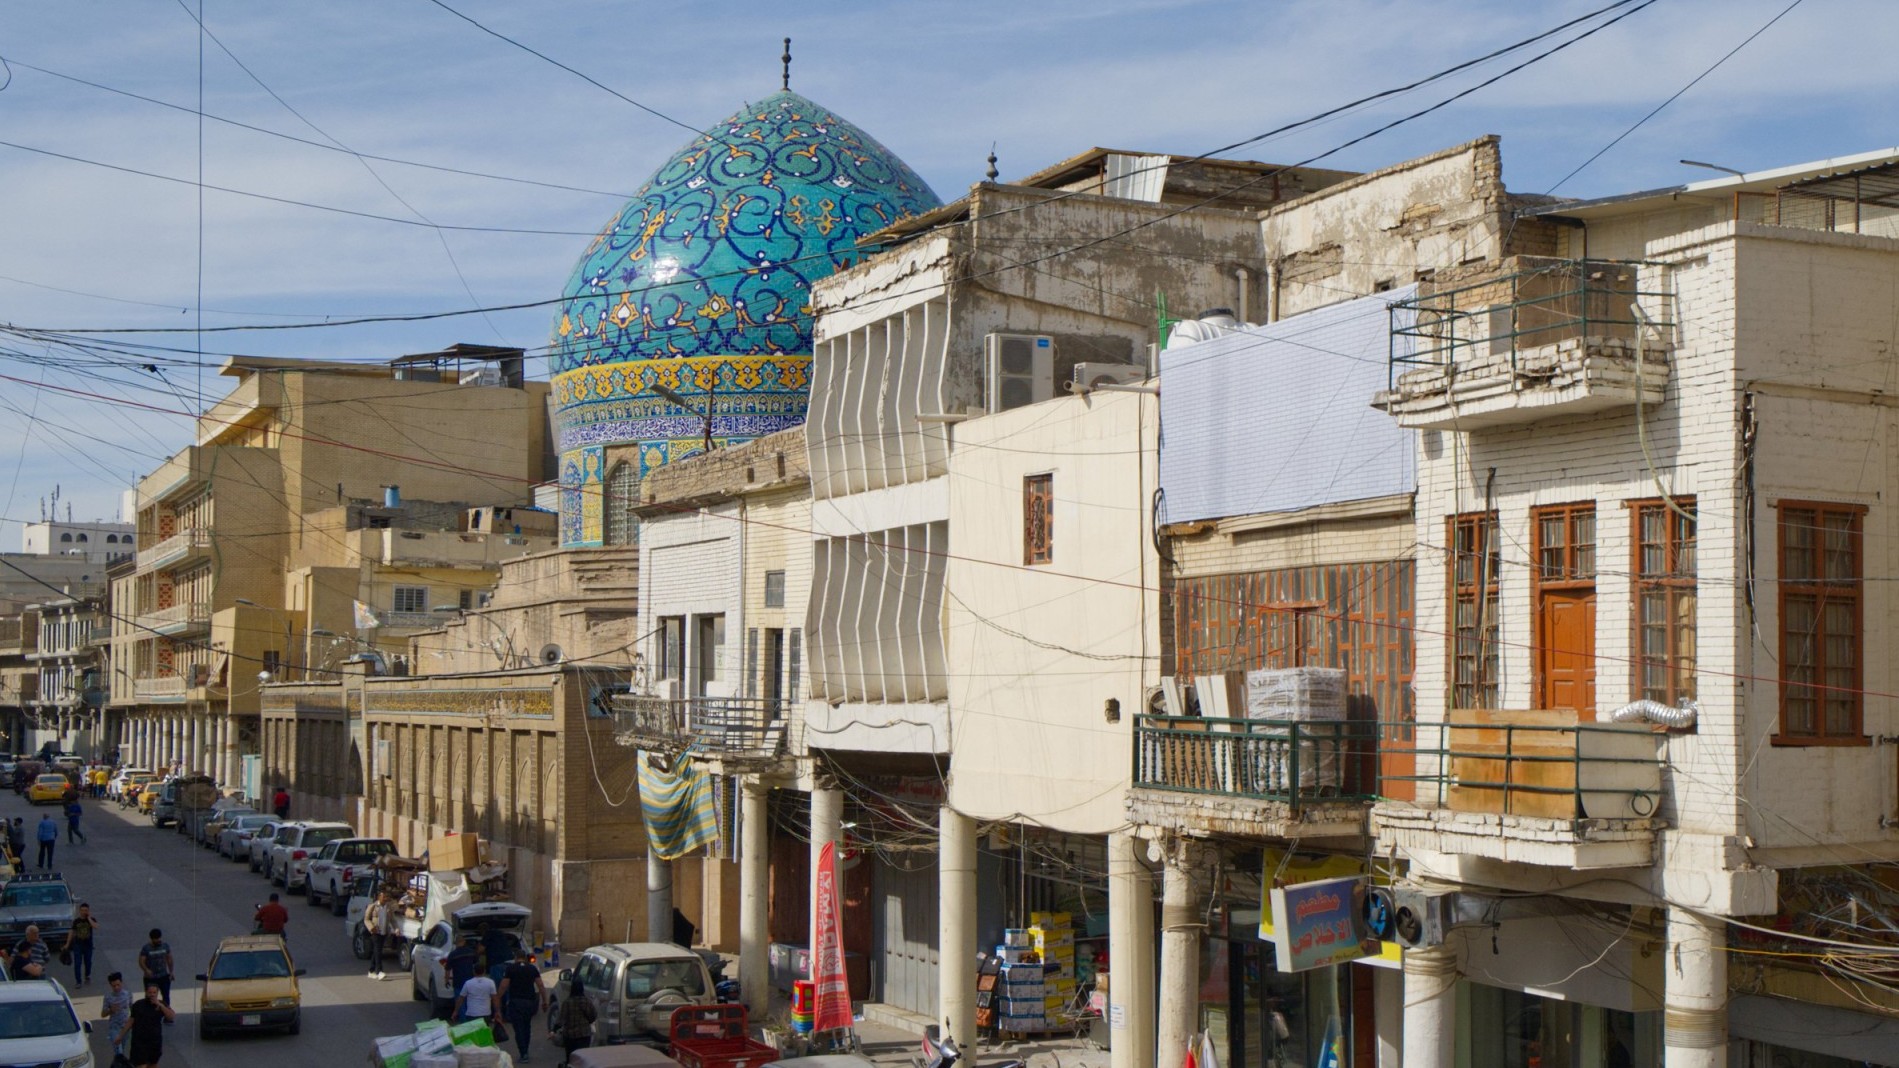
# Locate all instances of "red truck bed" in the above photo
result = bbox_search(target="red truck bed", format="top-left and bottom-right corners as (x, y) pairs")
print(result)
(668, 1005), (778, 1068)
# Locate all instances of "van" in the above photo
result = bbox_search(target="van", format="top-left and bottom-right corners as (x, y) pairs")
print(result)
(547, 943), (717, 1046)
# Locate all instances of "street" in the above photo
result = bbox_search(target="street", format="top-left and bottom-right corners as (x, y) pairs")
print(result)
(3, 792), (429, 1068)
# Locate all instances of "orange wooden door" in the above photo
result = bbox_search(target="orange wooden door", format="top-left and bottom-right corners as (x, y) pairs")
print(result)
(1538, 591), (1597, 714)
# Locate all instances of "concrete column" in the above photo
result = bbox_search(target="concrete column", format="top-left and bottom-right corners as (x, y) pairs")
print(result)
(1374, 963), (1403, 1067)
(1108, 833), (1156, 1068)
(647, 851), (674, 945)
(1156, 839), (1207, 1068)
(1402, 944), (1458, 1068)
(738, 778), (771, 1020)
(808, 785), (843, 955)
(1664, 908), (1729, 1067)
(223, 719), (241, 791)
(939, 807), (977, 1043)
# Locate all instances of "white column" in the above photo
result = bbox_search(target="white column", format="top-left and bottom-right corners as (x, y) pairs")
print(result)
(1156, 839), (1206, 1068)
(808, 785), (843, 956)
(1402, 945), (1458, 1068)
(647, 851), (674, 944)
(1374, 964), (1403, 1067)
(1664, 908), (1729, 1067)
(1109, 833), (1156, 1068)
(739, 779), (771, 1020)
(938, 807), (976, 1044)
(216, 717), (232, 786)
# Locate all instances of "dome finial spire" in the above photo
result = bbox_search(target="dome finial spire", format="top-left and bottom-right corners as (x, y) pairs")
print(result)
(782, 38), (792, 91)
(986, 144), (999, 182)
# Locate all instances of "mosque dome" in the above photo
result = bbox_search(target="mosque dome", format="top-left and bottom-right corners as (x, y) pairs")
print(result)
(549, 86), (942, 546)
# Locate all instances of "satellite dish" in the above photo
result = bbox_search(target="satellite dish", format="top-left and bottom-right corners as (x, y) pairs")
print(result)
(539, 643), (566, 665)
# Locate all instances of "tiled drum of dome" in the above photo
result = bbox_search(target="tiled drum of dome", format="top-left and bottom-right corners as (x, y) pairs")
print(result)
(550, 89), (941, 546)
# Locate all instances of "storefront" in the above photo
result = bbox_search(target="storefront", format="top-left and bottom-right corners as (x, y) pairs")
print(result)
(1201, 919), (1382, 1068)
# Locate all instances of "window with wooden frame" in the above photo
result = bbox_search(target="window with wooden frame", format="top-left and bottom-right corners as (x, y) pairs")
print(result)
(1632, 499), (1696, 706)
(1777, 502), (1865, 743)
(1023, 474), (1054, 566)
(1450, 512), (1500, 709)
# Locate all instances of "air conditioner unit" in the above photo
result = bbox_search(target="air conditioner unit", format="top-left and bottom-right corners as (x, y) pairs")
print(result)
(985, 333), (1056, 413)
(1387, 887), (1457, 949)
(1069, 362), (1144, 393)
(186, 663), (210, 687)
(656, 678), (682, 701)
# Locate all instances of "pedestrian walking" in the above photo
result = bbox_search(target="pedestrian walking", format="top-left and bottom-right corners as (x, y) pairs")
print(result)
(117, 982), (175, 1067)
(99, 972), (132, 1060)
(364, 893), (391, 980)
(453, 966), (498, 1027)
(498, 947), (547, 1063)
(271, 786), (290, 819)
(253, 893), (289, 940)
(34, 814), (56, 869)
(549, 976), (596, 1068)
(6, 818), (22, 864)
(61, 903), (96, 986)
(137, 929), (173, 1008)
(64, 799), (85, 845)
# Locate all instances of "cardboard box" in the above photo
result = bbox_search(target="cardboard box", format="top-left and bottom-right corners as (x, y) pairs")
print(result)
(999, 962), (1043, 979)
(430, 833), (481, 872)
(996, 947), (1038, 965)
(1001, 929), (1033, 948)
(1000, 982), (1044, 999)
(1000, 1014), (1044, 1033)
(1030, 911), (1072, 928)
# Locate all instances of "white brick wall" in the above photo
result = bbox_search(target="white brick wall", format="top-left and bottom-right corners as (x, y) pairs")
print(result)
(1411, 222), (1899, 866)
(639, 503), (741, 693)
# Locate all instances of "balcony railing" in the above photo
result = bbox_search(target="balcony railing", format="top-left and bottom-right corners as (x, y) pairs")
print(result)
(1133, 715), (1376, 812)
(607, 692), (788, 762)
(134, 676), (189, 701)
(378, 610), (444, 630)
(136, 528), (211, 573)
(1379, 712), (1663, 821)
(1375, 258), (1674, 431)
(136, 602), (212, 634)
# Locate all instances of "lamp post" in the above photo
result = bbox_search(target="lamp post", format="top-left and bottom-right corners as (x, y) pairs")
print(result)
(650, 382), (715, 455)
(431, 606), (516, 669)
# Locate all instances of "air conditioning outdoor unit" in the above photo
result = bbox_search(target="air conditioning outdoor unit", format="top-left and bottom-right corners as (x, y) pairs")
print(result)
(1069, 362), (1145, 393)
(985, 333), (1056, 413)
(1381, 887), (1457, 949)
(186, 663), (210, 686)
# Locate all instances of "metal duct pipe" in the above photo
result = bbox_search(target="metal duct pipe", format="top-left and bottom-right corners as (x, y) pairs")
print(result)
(1598, 698), (1698, 728)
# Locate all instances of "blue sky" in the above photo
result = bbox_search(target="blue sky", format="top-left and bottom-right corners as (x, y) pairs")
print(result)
(0, 0), (1889, 523)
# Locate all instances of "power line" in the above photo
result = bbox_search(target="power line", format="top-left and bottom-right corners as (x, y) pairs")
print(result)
(0, 56), (634, 199)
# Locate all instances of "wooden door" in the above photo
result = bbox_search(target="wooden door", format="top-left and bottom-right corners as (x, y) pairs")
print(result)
(1538, 591), (1597, 714)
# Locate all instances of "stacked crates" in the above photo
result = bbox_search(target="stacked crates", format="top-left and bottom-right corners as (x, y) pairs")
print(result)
(1029, 912), (1077, 1025)
(996, 960), (1046, 1033)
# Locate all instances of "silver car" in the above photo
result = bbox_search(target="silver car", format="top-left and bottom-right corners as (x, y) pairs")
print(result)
(247, 820), (289, 873)
(266, 822), (354, 891)
(217, 814), (276, 860)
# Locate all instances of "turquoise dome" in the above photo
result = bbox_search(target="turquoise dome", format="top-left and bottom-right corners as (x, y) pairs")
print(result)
(549, 89), (941, 546)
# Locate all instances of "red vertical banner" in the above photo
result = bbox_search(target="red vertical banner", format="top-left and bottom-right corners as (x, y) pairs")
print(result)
(811, 841), (854, 1033)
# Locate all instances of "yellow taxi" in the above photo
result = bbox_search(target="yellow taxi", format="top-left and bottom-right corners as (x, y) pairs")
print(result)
(137, 781), (164, 814)
(118, 776), (155, 810)
(26, 774), (69, 805)
(195, 934), (303, 1037)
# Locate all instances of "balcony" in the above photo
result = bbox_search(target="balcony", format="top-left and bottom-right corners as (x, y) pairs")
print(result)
(378, 610), (446, 630)
(135, 528), (211, 573)
(1371, 710), (1663, 870)
(137, 446), (208, 506)
(1373, 258), (1673, 432)
(134, 676), (189, 702)
(607, 693), (788, 766)
(136, 602), (212, 636)
(371, 528), (549, 570)
(1127, 716), (1377, 839)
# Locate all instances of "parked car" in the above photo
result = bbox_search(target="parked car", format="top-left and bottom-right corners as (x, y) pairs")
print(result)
(266, 822), (354, 891)
(547, 942), (718, 1047)
(0, 874), (77, 946)
(9, 760), (44, 796)
(0, 762), (18, 790)
(25, 775), (68, 806)
(410, 902), (533, 1015)
(117, 775), (156, 810)
(305, 837), (396, 913)
(199, 807), (258, 849)
(247, 821), (289, 873)
(0, 979), (92, 1066)
(195, 933), (304, 1037)
(217, 814), (276, 860)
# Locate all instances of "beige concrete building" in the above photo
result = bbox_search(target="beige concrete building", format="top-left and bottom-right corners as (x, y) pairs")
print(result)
(116, 346), (554, 791)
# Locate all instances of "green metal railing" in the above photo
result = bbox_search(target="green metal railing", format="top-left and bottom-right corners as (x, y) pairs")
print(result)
(1132, 715), (1376, 813)
(1388, 258), (1674, 386)
(1377, 717), (1662, 821)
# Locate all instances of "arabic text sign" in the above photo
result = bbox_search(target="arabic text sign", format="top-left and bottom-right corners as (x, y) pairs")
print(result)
(1265, 876), (1376, 973)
